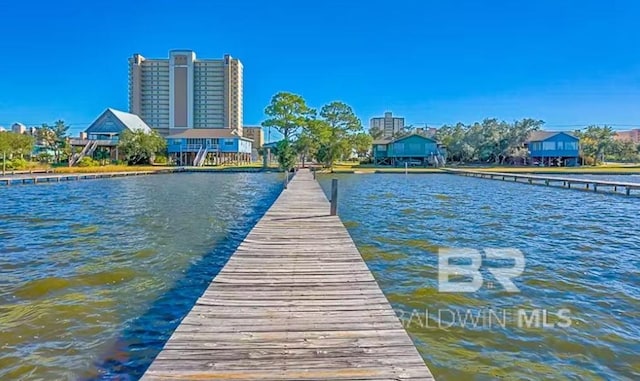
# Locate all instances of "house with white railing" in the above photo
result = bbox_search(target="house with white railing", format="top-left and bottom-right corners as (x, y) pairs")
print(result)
(166, 128), (253, 166)
(69, 108), (152, 165)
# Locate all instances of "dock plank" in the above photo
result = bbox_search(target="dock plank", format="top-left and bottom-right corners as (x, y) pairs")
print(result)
(141, 168), (433, 380)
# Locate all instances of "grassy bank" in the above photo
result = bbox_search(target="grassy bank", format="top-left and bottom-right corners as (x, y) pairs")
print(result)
(52, 165), (168, 174)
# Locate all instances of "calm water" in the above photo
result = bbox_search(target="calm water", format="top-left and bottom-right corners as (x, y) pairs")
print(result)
(0, 173), (283, 380)
(320, 174), (639, 380)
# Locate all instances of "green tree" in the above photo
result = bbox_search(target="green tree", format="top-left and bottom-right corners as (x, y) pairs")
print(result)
(575, 125), (615, 165)
(607, 139), (639, 162)
(275, 139), (296, 171)
(262, 92), (315, 140)
(53, 120), (70, 162)
(436, 118), (543, 164)
(118, 130), (167, 165)
(0, 132), (13, 174)
(436, 123), (473, 162)
(315, 101), (364, 166)
(0, 131), (34, 174)
(37, 121), (70, 163)
(368, 126), (384, 140)
(352, 132), (373, 158)
(37, 124), (56, 159)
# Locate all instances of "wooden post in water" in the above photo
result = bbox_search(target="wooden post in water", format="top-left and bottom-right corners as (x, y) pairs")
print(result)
(330, 179), (338, 216)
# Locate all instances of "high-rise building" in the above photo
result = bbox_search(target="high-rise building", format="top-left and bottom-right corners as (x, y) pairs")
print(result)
(370, 112), (404, 138)
(128, 50), (243, 136)
(11, 123), (27, 134)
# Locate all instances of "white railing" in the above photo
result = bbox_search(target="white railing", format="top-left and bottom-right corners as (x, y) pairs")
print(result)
(70, 140), (94, 166)
(179, 144), (220, 151)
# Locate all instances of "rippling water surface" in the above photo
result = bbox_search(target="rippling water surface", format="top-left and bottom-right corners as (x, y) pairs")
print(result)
(319, 173), (639, 380)
(0, 172), (282, 380)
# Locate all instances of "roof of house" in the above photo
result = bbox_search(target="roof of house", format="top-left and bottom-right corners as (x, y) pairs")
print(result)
(107, 108), (152, 132)
(86, 108), (152, 134)
(372, 133), (437, 145)
(166, 128), (253, 141)
(526, 131), (578, 142)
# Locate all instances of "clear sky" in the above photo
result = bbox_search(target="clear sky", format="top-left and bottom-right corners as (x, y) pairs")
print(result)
(1, 0), (639, 137)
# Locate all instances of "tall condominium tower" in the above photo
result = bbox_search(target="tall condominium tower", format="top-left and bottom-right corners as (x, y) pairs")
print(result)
(370, 112), (405, 139)
(128, 50), (243, 135)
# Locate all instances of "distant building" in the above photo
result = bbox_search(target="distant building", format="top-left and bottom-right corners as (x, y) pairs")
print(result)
(129, 50), (243, 135)
(166, 128), (252, 166)
(614, 129), (640, 144)
(11, 123), (27, 134)
(243, 126), (264, 161)
(370, 112), (404, 139)
(372, 134), (445, 166)
(69, 108), (153, 164)
(415, 127), (438, 138)
(243, 126), (264, 148)
(525, 131), (580, 166)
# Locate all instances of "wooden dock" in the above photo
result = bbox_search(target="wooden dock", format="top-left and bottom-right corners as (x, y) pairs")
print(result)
(141, 169), (434, 380)
(445, 169), (640, 196)
(0, 168), (181, 186)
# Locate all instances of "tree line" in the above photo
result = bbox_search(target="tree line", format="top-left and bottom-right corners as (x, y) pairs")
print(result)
(575, 126), (640, 164)
(435, 118), (544, 164)
(262, 92), (372, 170)
(412, 119), (639, 165)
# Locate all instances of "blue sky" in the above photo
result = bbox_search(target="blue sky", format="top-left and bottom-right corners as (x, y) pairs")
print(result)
(1, 0), (639, 137)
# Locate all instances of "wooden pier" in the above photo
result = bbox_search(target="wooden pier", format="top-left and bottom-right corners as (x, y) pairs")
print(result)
(141, 169), (434, 380)
(0, 168), (181, 186)
(445, 169), (640, 196)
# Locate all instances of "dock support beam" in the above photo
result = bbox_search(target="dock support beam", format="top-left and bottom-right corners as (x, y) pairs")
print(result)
(330, 179), (338, 216)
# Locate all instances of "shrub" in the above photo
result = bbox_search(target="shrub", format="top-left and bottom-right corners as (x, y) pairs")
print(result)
(77, 157), (99, 167)
(10, 158), (28, 170)
(152, 155), (168, 164)
(37, 152), (53, 163)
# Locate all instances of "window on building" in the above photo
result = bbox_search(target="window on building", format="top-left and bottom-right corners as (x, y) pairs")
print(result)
(542, 142), (555, 150)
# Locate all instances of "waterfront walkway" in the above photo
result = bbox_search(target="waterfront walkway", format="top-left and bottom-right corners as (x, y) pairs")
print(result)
(142, 169), (434, 380)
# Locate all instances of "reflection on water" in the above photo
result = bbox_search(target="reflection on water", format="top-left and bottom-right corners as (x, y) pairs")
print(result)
(0, 173), (282, 380)
(319, 173), (640, 380)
